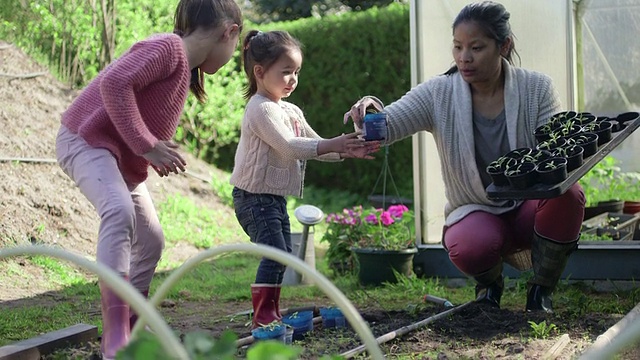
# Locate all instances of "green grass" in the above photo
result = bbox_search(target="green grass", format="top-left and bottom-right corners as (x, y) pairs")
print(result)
(157, 194), (245, 249)
(0, 302), (95, 345)
(29, 255), (87, 285)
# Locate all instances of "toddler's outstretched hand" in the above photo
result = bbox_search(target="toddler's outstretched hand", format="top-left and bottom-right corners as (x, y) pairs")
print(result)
(144, 141), (187, 177)
(335, 131), (366, 153)
(342, 141), (381, 160)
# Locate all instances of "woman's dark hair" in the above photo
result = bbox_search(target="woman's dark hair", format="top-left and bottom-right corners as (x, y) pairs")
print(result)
(174, 0), (243, 102)
(242, 30), (302, 100)
(444, 1), (519, 75)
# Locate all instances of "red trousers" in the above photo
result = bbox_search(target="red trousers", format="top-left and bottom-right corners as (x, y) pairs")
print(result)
(443, 184), (585, 275)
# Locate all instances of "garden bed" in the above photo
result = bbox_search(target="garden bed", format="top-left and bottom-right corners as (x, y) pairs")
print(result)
(22, 301), (640, 359)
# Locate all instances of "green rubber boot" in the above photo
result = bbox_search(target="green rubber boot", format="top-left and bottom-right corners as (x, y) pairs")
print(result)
(473, 263), (504, 308)
(526, 231), (578, 313)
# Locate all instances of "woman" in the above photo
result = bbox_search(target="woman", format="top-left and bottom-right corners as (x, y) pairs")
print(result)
(344, 1), (585, 313)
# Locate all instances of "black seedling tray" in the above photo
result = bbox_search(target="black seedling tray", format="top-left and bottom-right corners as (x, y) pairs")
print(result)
(486, 112), (640, 200)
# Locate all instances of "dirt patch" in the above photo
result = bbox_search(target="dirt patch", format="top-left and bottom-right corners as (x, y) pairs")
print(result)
(1, 40), (639, 359)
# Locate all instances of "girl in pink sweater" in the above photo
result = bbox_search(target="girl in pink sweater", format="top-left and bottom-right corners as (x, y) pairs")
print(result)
(55, 0), (242, 358)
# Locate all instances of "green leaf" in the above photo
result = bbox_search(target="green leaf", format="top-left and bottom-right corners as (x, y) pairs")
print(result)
(246, 341), (302, 360)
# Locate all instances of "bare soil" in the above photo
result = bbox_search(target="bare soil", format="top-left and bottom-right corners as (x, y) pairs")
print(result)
(1, 40), (638, 359)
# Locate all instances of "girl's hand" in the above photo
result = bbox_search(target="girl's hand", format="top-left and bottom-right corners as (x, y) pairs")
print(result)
(318, 131), (365, 155)
(343, 97), (384, 129)
(336, 131), (366, 153)
(342, 141), (381, 160)
(143, 141), (187, 177)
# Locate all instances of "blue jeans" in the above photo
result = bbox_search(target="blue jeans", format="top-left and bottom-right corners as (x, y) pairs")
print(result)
(232, 187), (291, 284)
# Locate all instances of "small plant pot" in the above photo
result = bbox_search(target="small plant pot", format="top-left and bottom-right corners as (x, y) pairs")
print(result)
(570, 132), (598, 158)
(574, 113), (596, 126)
(536, 137), (567, 152)
(615, 111), (639, 125)
(555, 123), (583, 138)
(562, 145), (584, 172)
(282, 311), (314, 340)
(522, 149), (553, 166)
(505, 162), (537, 189)
(486, 157), (517, 187)
(591, 121), (613, 146)
(549, 110), (577, 125)
(251, 323), (286, 343)
(534, 124), (554, 143)
(319, 307), (346, 329)
(504, 147), (532, 162)
(536, 157), (568, 185)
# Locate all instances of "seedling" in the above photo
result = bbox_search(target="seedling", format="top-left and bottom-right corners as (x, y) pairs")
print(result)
(505, 163), (533, 176)
(542, 161), (560, 170)
(528, 320), (557, 339)
(583, 122), (600, 132)
(487, 157), (516, 173)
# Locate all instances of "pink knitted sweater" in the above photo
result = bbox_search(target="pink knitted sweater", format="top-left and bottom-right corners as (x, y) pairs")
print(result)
(61, 33), (190, 185)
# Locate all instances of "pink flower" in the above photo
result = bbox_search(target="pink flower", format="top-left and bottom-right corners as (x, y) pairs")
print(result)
(364, 213), (379, 224)
(388, 204), (409, 218)
(380, 211), (395, 226)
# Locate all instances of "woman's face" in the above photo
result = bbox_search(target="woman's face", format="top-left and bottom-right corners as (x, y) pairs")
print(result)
(452, 21), (506, 85)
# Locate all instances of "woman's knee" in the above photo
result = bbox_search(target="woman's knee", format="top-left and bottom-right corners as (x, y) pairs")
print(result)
(445, 213), (506, 274)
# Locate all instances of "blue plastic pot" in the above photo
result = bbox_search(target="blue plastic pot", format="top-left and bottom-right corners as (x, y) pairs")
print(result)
(251, 323), (286, 342)
(282, 310), (314, 340)
(319, 307), (346, 328)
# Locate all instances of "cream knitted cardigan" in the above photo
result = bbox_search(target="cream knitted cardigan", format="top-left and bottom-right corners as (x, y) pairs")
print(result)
(230, 94), (341, 198)
(376, 60), (561, 226)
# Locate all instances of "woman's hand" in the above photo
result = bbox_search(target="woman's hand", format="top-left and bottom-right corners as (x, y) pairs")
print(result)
(343, 97), (384, 129)
(144, 141), (187, 177)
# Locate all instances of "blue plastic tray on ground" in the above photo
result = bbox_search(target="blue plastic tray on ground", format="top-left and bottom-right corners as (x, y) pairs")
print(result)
(486, 112), (640, 200)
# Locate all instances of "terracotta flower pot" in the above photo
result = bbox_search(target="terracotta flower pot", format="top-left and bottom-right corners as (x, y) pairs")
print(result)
(623, 201), (640, 215)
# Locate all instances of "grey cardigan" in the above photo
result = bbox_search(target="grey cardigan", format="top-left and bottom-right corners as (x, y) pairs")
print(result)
(377, 61), (561, 226)
(230, 94), (341, 198)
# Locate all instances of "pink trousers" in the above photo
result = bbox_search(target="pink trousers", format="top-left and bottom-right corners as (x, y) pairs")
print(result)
(56, 126), (164, 291)
(443, 184), (585, 275)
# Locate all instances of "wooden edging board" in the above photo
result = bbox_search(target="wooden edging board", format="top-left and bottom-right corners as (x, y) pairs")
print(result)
(0, 324), (97, 360)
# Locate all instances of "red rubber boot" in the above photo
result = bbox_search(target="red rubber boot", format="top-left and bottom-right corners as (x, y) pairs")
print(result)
(129, 289), (149, 330)
(251, 284), (282, 329)
(100, 281), (131, 360)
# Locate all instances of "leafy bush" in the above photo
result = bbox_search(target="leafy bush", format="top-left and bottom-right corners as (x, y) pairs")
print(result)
(578, 156), (640, 206)
(1, 1), (413, 197)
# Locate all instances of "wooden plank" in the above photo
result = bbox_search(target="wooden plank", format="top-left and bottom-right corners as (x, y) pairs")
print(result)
(543, 333), (571, 360)
(0, 324), (98, 360)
